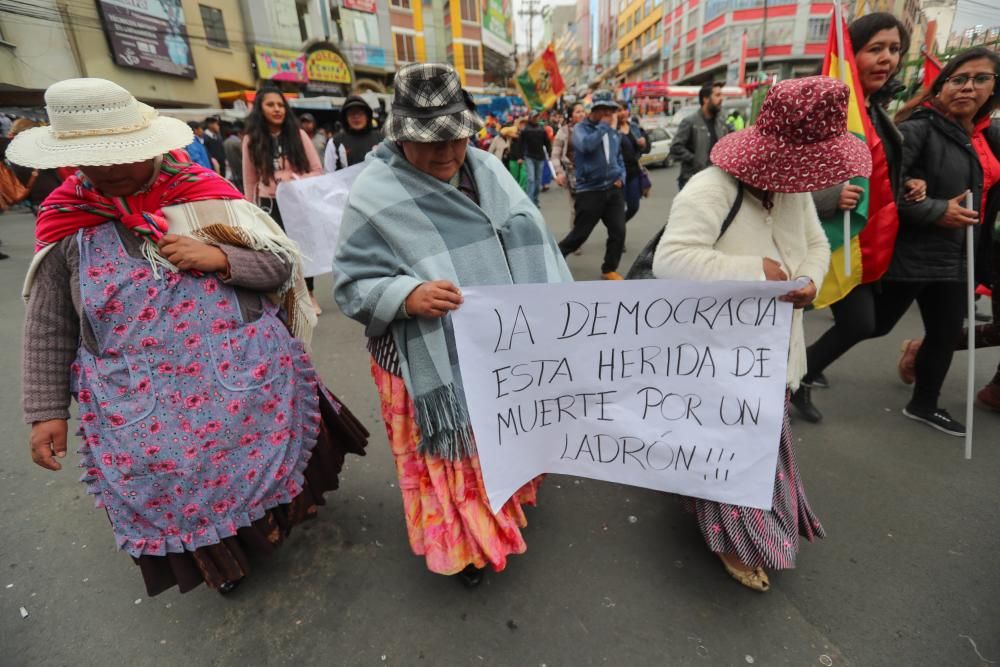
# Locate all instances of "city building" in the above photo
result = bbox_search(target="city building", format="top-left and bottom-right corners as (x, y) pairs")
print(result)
(1, 0), (256, 108)
(662, 0), (835, 86)
(921, 0), (957, 53)
(617, 0), (665, 83)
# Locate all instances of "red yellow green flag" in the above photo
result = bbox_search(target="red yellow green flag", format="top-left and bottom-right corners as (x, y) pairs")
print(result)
(515, 44), (566, 111)
(814, 16), (898, 308)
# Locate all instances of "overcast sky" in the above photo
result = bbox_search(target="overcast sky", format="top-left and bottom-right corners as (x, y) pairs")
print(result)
(951, 0), (1000, 33)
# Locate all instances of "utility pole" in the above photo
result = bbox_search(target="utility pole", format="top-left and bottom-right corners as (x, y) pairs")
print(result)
(518, 0), (544, 63)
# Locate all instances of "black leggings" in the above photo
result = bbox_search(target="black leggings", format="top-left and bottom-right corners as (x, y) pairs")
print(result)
(804, 280), (967, 410)
(260, 197), (314, 292)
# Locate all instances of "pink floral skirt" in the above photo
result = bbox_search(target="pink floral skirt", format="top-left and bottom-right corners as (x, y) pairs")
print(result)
(683, 393), (824, 570)
(371, 359), (541, 575)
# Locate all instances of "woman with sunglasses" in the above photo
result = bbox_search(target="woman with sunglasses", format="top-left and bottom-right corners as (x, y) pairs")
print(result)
(876, 47), (1000, 435)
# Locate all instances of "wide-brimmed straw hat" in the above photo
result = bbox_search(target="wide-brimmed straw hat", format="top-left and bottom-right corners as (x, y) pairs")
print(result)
(384, 63), (483, 143)
(7, 78), (193, 169)
(709, 76), (871, 193)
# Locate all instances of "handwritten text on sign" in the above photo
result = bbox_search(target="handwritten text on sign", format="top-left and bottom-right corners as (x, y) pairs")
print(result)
(451, 279), (801, 514)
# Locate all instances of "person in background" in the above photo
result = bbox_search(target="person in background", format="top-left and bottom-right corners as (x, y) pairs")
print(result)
(551, 101), (586, 231)
(334, 63), (571, 588)
(324, 96), (382, 171)
(299, 113), (328, 159)
(557, 91), (627, 280)
(488, 124), (512, 163)
(519, 113), (550, 206)
(185, 121), (214, 171)
(507, 118), (529, 191)
(202, 116), (227, 175)
(792, 13), (918, 423)
(242, 86), (324, 314)
(616, 101), (646, 222)
(7, 118), (60, 215)
(670, 81), (728, 190)
(654, 76), (868, 592)
(223, 121), (244, 192)
(726, 110), (745, 131)
(10, 77), (368, 597)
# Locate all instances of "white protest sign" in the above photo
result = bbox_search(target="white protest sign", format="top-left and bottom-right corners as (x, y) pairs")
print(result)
(451, 279), (803, 514)
(275, 163), (364, 277)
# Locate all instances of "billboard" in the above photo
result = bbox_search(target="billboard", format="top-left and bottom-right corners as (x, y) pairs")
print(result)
(481, 0), (514, 56)
(343, 0), (376, 11)
(96, 0), (196, 78)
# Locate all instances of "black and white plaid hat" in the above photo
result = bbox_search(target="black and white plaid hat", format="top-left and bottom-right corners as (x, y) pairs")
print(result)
(385, 63), (483, 143)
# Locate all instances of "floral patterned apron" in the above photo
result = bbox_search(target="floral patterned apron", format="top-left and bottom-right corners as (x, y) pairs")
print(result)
(71, 222), (322, 557)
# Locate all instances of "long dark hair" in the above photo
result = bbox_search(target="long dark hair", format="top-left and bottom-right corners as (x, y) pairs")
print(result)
(849, 13), (911, 68)
(897, 47), (1000, 123)
(244, 86), (311, 184)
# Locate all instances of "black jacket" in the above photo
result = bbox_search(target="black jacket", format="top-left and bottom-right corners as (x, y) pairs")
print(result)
(889, 106), (999, 283)
(619, 129), (641, 179)
(332, 96), (382, 168)
(203, 131), (227, 174)
(519, 124), (551, 161)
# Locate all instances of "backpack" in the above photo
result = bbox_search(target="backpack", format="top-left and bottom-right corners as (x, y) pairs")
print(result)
(625, 181), (744, 280)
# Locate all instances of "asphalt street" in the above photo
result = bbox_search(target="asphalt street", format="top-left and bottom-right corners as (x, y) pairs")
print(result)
(1, 164), (998, 667)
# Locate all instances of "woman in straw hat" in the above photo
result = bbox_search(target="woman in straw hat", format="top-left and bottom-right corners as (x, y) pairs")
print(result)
(12, 78), (367, 596)
(653, 76), (871, 591)
(334, 64), (571, 587)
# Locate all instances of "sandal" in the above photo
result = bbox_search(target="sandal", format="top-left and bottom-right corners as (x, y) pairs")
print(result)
(719, 555), (770, 592)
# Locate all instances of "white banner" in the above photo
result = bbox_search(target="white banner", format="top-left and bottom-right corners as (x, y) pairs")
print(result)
(451, 279), (803, 514)
(275, 164), (364, 277)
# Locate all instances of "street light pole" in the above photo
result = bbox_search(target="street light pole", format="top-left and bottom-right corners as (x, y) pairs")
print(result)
(758, 0), (768, 81)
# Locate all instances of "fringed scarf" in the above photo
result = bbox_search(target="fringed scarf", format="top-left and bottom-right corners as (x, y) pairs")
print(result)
(27, 150), (316, 346)
(335, 142), (572, 459)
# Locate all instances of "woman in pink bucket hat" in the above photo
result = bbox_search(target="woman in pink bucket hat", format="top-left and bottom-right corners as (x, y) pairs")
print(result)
(652, 76), (871, 591)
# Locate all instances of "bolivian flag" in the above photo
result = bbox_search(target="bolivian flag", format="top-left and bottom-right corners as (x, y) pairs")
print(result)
(814, 17), (898, 308)
(515, 44), (566, 111)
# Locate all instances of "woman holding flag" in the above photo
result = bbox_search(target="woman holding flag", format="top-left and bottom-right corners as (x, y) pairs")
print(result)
(792, 14), (922, 423)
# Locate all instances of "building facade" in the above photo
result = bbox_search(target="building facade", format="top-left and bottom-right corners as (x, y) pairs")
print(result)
(617, 0), (665, 83)
(1, 0), (256, 108)
(662, 0), (833, 86)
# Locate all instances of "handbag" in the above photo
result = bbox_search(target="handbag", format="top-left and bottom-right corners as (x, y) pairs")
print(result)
(0, 162), (30, 209)
(626, 181), (744, 280)
(639, 166), (652, 196)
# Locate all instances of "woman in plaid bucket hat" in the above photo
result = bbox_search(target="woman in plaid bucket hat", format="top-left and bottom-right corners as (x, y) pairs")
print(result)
(335, 64), (572, 587)
(652, 76), (871, 592)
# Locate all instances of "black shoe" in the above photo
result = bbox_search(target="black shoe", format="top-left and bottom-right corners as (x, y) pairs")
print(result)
(0, 252), (8, 260)
(791, 386), (822, 423)
(456, 564), (485, 588)
(902, 404), (965, 437)
(217, 579), (242, 595)
(803, 372), (829, 389)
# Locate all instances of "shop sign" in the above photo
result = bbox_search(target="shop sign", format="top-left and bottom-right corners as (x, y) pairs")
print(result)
(254, 45), (307, 83)
(306, 49), (353, 84)
(343, 0), (376, 12)
(96, 0), (196, 78)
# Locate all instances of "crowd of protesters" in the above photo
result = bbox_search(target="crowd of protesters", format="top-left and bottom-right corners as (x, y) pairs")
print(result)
(6, 14), (999, 602)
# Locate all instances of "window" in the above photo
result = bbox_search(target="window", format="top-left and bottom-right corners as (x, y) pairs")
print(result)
(460, 0), (478, 22)
(807, 17), (830, 43)
(391, 0), (411, 9)
(395, 32), (416, 62)
(463, 43), (481, 70)
(199, 5), (228, 48)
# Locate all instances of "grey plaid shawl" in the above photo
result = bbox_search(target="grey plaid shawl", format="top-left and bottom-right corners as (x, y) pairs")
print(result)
(335, 140), (572, 459)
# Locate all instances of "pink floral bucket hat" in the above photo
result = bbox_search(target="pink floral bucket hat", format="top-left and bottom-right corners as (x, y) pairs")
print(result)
(710, 76), (872, 193)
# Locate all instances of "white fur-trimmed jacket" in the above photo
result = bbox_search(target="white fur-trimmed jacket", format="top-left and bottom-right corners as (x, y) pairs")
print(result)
(652, 167), (831, 390)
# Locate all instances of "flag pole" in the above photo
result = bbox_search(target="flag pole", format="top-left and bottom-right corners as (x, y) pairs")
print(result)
(834, 2), (852, 277)
(964, 190), (976, 459)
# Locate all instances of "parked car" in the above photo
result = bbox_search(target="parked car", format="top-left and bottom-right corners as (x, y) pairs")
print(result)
(639, 127), (673, 168)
